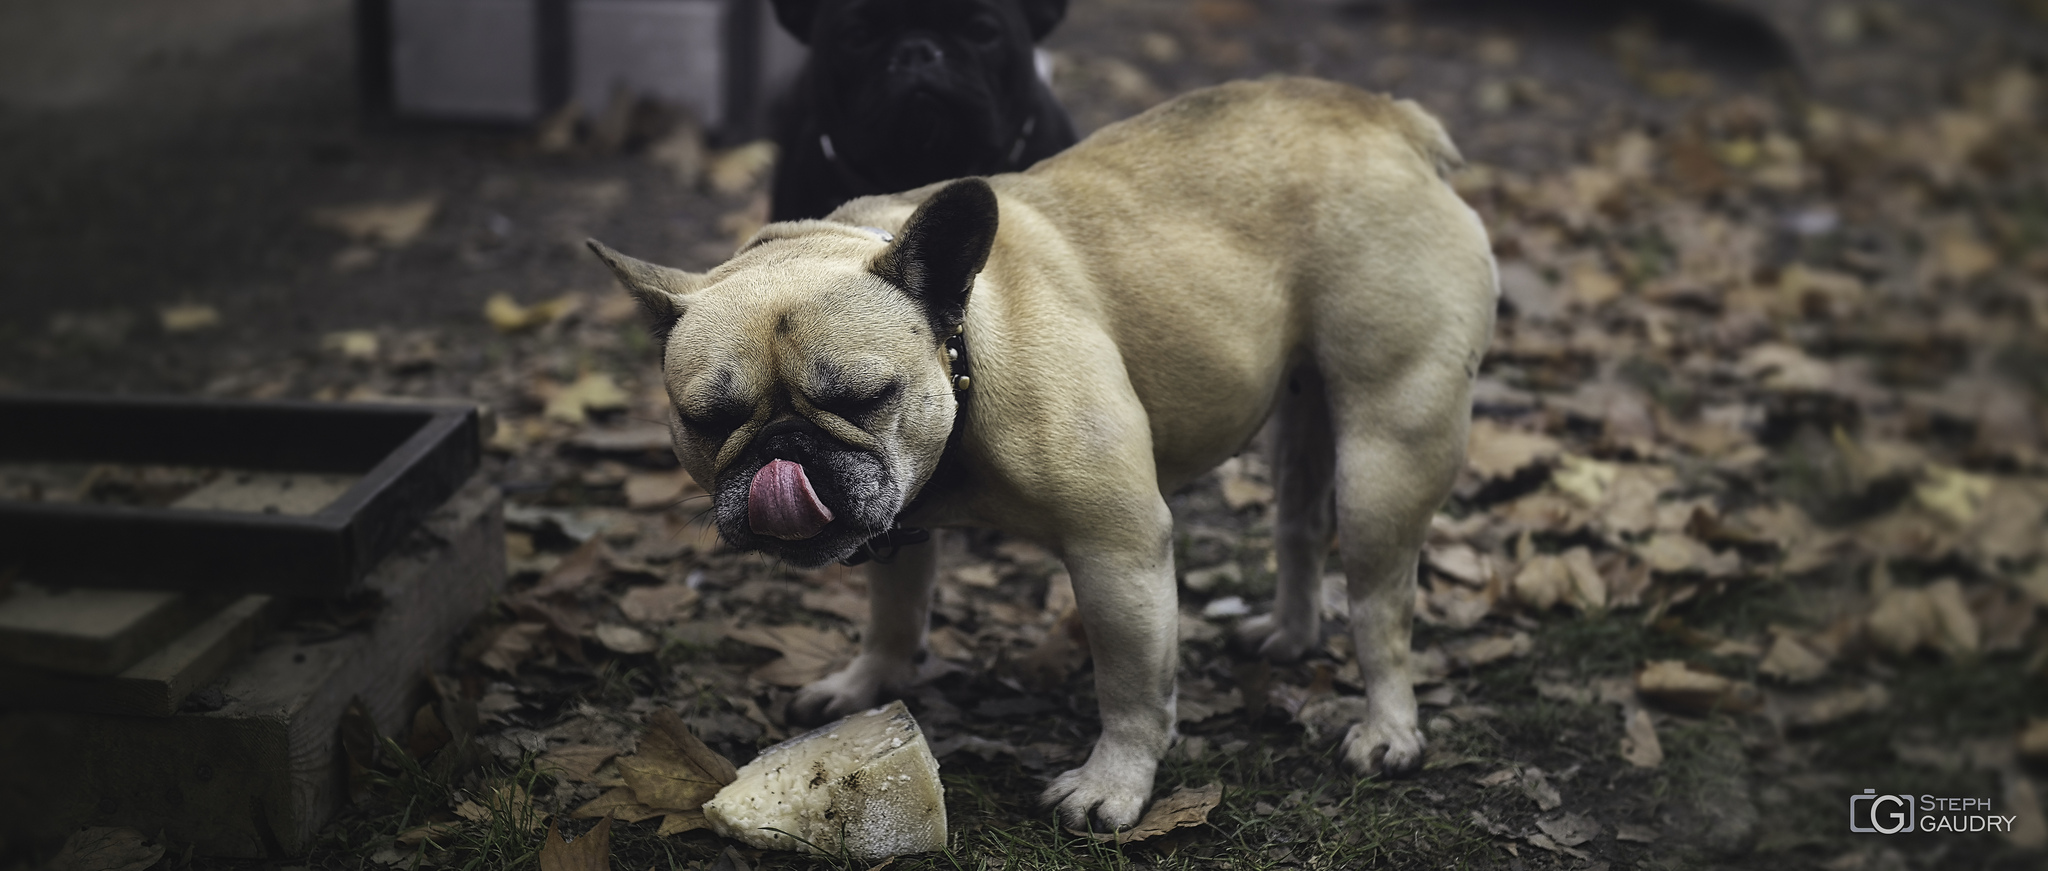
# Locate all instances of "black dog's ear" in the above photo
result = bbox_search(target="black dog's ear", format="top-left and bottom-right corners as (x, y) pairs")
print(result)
(769, 0), (821, 44)
(870, 179), (998, 334)
(587, 239), (706, 348)
(1019, 0), (1067, 42)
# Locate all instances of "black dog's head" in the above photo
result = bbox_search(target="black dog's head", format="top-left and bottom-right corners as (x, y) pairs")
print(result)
(773, 0), (1066, 190)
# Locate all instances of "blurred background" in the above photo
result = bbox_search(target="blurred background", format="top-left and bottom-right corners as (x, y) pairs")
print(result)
(3, 1), (2048, 869)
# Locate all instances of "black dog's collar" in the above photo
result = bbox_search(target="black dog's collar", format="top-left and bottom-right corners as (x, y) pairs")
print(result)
(818, 115), (1038, 198)
(840, 322), (972, 566)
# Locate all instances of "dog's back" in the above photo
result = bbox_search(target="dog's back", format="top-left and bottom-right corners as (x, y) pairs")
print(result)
(976, 77), (1497, 486)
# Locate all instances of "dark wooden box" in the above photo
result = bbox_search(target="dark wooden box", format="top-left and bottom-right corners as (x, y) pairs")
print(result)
(0, 394), (480, 597)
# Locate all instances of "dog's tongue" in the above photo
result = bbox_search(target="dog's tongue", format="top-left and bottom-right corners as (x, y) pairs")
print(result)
(748, 459), (835, 541)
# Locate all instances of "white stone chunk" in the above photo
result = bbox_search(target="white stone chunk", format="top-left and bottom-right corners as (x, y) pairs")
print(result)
(701, 700), (946, 859)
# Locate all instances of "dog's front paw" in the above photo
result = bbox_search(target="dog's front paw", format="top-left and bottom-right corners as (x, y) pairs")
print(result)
(1042, 745), (1158, 831)
(1235, 613), (1313, 662)
(789, 653), (918, 725)
(1339, 708), (1426, 776)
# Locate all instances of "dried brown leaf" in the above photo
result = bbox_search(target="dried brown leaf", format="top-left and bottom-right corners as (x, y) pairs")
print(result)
(544, 372), (631, 424)
(1757, 632), (1830, 683)
(2020, 719), (2048, 763)
(657, 810), (711, 837)
(1071, 782), (1223, 844)
(540, 744), (620, 783)
(1620, 705), (1664, 767)
(309, 196), (440, 247)
(1465, 419), (1562, 480)
(1636, 660), (1761, 714)
(619, 582), (701, 624)
(724, 623), (856, 687)
(47, 827), (164, 871)
(623, 469), (703, 511)
(617, 708), (738, 813)
(1777, 683), (1889, 729)
(480, 622), (550, 674)
(572, 786), (665, 823)
(538, 816), (611, 871)
(1512, 554), (1571, 611)
(594, 622), (657, 655)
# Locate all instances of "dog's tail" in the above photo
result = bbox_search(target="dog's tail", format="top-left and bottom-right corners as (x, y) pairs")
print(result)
(1388, 99), (1463, 180)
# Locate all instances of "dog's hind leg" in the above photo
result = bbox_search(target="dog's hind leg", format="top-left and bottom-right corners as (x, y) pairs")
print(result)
(789, 539), (939, 723)
(1236, 363), (1337, 662)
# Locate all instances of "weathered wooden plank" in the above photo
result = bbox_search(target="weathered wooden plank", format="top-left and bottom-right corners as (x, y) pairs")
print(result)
(0, 584), (222, 675)
(0, 472), (504, 857)
(0, 594), (273, 717)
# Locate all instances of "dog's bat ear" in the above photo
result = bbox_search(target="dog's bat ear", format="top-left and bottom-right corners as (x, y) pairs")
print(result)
(1019, 0), (1067, 41)
(586, 239), (705, 347)
(768, 0), (820, 44)
(870, 178), (998, 335)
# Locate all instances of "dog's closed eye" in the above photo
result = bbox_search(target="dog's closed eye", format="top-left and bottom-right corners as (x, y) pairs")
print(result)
(813, 380), (901, 424)
(678, 403), (753, 441)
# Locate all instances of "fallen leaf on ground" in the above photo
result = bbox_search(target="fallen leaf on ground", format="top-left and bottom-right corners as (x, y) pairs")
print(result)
(1866, 579), (1980, 659)
(540, 744), (619, 782)
(572, 786), (665, 823)
(1519, 767), (1563, 811)
(620, 582), (700, 624)
(538, 817), (611, 871)
(1426, 543), (1493, 586)
(707, 141), (777, 195)
(1561, 546), (1606, 610)
(623, 469), (702, 510)
(1072, 782), (1222, 844)
(487, 293), (581, 333)
(1776, 683), (1889, 729)
(1512, 554), (1571, 610)
(950, 563), (1001, 588)
(479, 622), (550, 673)
(47, 827), (164, 871)
(1467, 419), (1563, 480)
(1636, 660), (1761, 714)
(724, 623), (857, 687)
(1621, 705), (1664, 767)
(545, 372), (631, 424)
(1635, 532), (1739, 576)
(310, 196), (439, 247)
(2021, 719), (2048, 762)
(657, 809), (711, 836)
(158, 303), (221, 333)
(1219, 469), (1275, 510)
(616, 708), (737, 815)
(2003, 769), (2048, 849)
(1757, 632), (1830, 683)
(1535, 812), (1601, 847)
(595, 622), (657, 654)
(1013, 608), (1090, 691)
(323, 330), (380, 359)
(1445, 631), (1534, 670)
(1915, 465), (1994, 527)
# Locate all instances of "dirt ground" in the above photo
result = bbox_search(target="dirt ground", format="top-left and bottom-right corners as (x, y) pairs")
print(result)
(4, 0), (2048, 869)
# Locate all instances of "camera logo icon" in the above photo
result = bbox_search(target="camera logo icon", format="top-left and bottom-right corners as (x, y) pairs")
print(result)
(1851, 789), (1915, 834)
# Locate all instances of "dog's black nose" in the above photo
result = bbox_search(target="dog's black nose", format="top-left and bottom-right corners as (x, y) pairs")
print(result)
(888, 36), (945, 72)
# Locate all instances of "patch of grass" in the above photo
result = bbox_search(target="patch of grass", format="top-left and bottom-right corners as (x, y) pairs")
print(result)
(311, 738), (554, 871)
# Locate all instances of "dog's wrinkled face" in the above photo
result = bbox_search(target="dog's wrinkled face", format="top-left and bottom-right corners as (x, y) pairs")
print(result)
(776, 0), (1064, 185)
(590, 180), (999, 567)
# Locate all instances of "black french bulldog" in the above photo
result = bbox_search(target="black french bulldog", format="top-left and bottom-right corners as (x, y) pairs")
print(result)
(766, 0), (1079, 221)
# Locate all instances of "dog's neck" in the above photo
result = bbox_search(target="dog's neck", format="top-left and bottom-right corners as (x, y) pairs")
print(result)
(838, 319), (973, 566)
(818, 115), (1038, 197)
